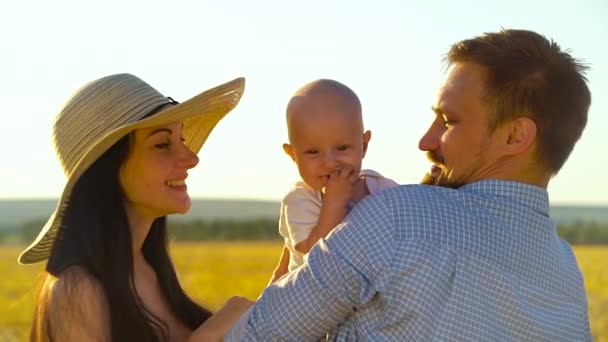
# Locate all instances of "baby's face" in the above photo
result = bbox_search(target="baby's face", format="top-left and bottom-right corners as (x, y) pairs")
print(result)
(285, 105), (370, 191)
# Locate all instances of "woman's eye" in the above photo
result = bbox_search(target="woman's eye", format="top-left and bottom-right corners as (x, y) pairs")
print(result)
(155, 142), (170, 149)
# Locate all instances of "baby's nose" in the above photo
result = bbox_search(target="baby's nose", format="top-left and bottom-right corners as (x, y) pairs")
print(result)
(323, 152), (340, 169)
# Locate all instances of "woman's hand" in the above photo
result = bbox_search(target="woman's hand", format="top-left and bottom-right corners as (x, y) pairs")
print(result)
(188, 296), (255, 342)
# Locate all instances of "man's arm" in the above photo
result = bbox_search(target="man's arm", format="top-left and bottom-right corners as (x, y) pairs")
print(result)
(228, 194), (394, 341)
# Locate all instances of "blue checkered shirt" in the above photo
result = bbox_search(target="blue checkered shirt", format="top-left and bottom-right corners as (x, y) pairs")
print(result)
(227, 180), (590, 341)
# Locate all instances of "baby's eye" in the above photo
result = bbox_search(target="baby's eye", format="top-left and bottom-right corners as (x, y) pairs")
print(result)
(305, 149), (318, 155)
(337, 145), (349, 151)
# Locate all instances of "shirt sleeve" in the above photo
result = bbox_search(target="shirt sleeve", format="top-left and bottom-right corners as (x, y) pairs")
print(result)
(279, 186), (322, 247)
(227, 193), (395, 341)
(224, 307), (252, 342)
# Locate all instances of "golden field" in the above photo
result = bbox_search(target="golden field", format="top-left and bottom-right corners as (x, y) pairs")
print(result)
(0, 243), (606, 341)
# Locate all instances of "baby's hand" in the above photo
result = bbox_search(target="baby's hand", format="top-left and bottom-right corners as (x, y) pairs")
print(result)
(323, 165), (359, 208)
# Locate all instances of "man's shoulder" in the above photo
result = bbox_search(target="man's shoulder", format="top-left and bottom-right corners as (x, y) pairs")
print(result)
(354, 184), (468, 230)
(367, 183), (457, 205)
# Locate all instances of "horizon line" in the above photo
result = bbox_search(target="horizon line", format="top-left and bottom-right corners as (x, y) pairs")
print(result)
(0, 197), (607, 207)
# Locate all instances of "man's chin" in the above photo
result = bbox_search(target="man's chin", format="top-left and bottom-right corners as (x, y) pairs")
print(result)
(421, 172), (437, 185)
(420, 173), (462, 189)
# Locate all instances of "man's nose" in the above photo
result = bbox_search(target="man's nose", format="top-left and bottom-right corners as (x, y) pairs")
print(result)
(419, 122), (442, 152)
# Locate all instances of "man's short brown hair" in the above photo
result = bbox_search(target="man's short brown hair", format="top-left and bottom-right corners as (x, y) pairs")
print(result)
(447, 29), (591, 174)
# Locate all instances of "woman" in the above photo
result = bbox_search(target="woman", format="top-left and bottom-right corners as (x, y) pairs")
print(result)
(21, 74), (253, 341)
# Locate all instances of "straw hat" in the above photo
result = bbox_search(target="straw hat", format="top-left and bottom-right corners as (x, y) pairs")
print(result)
(18, 74), (245, 264)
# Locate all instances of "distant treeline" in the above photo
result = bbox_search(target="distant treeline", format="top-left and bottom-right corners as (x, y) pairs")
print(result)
(556, 222), (608, 245)
(2, 218), (608, 245)
(169, 219), (280, 241)
(5, 218), (282, 244)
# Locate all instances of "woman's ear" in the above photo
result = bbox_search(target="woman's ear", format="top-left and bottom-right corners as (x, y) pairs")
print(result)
(283, 143), (296, 162)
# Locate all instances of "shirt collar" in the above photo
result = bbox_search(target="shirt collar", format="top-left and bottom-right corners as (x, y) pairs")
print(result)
(458, 179), (550, 216)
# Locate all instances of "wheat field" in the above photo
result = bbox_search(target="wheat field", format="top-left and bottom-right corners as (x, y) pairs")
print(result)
(0, 243), (606, 341)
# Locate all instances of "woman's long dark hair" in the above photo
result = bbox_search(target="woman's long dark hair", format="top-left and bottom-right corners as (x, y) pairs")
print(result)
(31, 133), (212, 341)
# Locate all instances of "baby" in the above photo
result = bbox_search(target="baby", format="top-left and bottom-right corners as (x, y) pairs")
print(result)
(270, 79), (398, 283)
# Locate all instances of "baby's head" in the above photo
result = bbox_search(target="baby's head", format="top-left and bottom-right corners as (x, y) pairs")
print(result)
(283, 79), (371, 191)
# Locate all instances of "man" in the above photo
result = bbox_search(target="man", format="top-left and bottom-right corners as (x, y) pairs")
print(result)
(228, 29), (591, 341)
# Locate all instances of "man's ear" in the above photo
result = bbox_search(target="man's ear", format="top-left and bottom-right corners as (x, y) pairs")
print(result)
(503, 117), (537, 155)
(362, 130), (372, 158)
(283, 143), (296, 162)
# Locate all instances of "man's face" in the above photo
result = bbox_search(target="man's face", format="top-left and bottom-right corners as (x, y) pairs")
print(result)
(419, 62), (504, 188)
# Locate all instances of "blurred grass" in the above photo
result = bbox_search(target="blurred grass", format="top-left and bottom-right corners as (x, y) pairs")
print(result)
(0, 243), (606, 341)
(575, 246), (608, 341)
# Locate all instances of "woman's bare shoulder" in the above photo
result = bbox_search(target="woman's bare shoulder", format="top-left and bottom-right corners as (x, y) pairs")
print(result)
(47, 266), (111, 341)
(49, 266), (105, 303)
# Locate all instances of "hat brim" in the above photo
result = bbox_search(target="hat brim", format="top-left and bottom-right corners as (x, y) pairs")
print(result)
(18, 77), (245, 264)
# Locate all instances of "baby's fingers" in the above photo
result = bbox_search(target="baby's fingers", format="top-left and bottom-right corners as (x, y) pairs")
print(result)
(338, 165), (355, 179)
(338, 165), (359, 183)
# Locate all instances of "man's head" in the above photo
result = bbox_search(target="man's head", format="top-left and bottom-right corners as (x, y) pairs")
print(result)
(284, 79), (371, 191)
(419, 29), (591, 188)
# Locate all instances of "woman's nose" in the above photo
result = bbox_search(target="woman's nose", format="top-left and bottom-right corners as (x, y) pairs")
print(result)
(179, 146), (199, 169)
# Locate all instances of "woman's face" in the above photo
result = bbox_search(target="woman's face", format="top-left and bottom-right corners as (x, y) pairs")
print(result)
(119, 121), (199, 221)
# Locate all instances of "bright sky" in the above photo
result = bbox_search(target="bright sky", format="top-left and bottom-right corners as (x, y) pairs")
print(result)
(1, 0), (607, 205)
